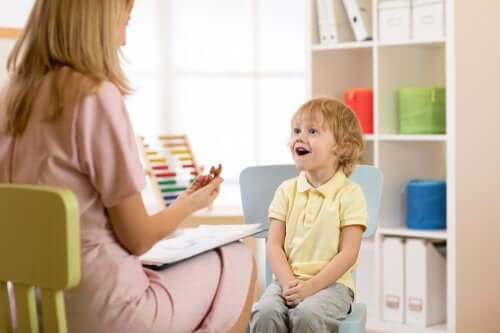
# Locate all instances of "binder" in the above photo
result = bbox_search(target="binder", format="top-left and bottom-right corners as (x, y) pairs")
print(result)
(316, 0), (336, 44)
(342, 0), (373, 41)
(405, 239), (446, 327)
(316, 0), (354, 44)
(140, 224), (267, 269)
(382, 237), (405, 323)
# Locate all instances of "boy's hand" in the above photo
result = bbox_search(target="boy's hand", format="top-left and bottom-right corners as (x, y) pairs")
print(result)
(281, 279), (298, 306)
(281, 279), (299, 294)
(282, 279), (315, 307)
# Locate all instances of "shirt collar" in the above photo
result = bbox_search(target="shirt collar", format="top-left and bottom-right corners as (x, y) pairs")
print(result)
(297, 170), (347, 198)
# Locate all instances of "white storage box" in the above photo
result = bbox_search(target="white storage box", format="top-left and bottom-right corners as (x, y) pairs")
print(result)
(405, 239), (446, 327)
(378, 0), (411, 41)
(356, 240), (376, 317)
(412, 0), (445, 39)
(382, 237), (405, 323)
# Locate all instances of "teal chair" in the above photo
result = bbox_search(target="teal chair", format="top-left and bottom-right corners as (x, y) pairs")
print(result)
(0, 185), (81, 333)
(240, 164), (383, 333)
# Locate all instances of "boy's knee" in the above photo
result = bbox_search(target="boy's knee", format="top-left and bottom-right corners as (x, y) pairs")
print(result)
(289, 306), (324, 332)
(252, 304), (284, 321)
(249, 306), (286, 332)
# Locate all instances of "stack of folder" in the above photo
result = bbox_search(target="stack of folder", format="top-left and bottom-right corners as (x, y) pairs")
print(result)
(382, 237), (446, 327)
(316, 0), (372, 44)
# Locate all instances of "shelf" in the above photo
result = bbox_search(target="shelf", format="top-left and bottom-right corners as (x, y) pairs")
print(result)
(378, 227), (447, 240)
(377, 38), (446, 48)
(312, 41), (374, 51)
(378, 134), (447, 142)
(311, 38), (445, 51)
(311, 48), (372, 98)
(307, 1), (455, 330)
(364, 134), (375, 141)
(367, 320), (447, 333)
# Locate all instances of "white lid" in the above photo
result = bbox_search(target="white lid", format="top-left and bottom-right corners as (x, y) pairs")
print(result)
(378, 0), (411, 9)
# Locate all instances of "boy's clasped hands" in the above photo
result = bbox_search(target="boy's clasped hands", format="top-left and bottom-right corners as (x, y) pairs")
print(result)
(282, 278), (316, 307)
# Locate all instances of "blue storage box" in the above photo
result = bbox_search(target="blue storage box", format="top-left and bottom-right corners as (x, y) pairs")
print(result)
(406, 179), (446, 229)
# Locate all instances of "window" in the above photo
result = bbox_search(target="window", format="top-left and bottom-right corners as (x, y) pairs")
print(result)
(122, 0), (163, 134)
(123, 0), (306, 205)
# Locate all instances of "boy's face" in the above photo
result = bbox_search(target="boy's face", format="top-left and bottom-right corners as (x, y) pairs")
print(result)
(289, 114), (339, 173)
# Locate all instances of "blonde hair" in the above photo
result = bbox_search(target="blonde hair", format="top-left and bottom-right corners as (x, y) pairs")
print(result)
(292, 97), (364, 176)
(4, 0), (133, 135)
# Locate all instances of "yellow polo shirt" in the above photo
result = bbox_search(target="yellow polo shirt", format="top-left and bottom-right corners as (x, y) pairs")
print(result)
(268, 170), (368, 293)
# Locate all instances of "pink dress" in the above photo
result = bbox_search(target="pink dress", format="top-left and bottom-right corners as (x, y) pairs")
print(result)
(0, 76), (253, 333)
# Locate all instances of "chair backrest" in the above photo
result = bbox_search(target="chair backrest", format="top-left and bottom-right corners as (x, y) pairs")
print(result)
(240, 164), (299, 230)
(239, 164), (383, 239)
(0, 185), (81, 333)
(349, 165), (383, 238)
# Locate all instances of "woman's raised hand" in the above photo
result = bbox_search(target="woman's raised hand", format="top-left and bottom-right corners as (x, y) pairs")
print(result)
(180, 164), (223, 196)
(178, 176), (223, 211)
(175, 164), (224, 210)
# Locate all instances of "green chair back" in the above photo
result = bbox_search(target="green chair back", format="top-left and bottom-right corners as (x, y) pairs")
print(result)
(0, 185), (80, 333)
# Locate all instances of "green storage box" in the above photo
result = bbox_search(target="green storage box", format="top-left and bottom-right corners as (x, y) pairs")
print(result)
(399, 87), (446, 134)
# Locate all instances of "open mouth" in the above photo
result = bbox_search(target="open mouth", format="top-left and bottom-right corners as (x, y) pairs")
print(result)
(295, 147), (311, 156)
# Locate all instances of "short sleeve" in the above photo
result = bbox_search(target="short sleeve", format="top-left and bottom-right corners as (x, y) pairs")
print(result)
(268, 180), (291, 222)
(339, 182), (368, 230)
(76, 82), (146, 208)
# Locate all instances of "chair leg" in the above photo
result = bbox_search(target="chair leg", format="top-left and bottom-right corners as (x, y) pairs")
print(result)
(41, 290), (67, 333)
(0, 282), (13, 333)
(13, 284), (39, 333)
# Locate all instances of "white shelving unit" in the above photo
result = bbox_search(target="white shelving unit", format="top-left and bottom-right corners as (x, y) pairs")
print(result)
(306, 1), (454, 332)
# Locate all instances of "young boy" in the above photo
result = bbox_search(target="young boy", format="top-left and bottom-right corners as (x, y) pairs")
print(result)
(250, 97), (368, 332)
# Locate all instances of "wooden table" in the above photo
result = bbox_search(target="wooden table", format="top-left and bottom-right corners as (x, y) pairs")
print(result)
(181, 205), (244, 228)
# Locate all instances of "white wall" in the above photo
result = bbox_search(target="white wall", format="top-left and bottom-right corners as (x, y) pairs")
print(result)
(455, 1), (500, 332)
(0, 0), (34, 27)
(0, 0), (34, 84)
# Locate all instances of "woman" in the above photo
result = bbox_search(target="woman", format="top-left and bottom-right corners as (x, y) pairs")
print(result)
(0, 0), (255, 332)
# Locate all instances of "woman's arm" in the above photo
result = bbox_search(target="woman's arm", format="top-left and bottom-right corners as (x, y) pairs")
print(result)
(107, 176), (223, 256)
(267, 218), (295, 288)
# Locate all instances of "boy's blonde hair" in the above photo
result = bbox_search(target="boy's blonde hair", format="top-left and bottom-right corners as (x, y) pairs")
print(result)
(4, 0), (133, 135)
(292, 97), (364, 176)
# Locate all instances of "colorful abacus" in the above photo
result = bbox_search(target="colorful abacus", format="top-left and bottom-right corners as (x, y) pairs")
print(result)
(137, 135), (201, 207)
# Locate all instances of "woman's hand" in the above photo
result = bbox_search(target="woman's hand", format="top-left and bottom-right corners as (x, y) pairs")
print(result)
(177, 164), (223, 201)
(173, 176), (223, 211)
(178, 174), (212, 199)
(282, 279), (315, 307)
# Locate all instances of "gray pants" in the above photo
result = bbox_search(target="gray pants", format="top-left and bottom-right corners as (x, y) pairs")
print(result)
(249, 280), (353, 333)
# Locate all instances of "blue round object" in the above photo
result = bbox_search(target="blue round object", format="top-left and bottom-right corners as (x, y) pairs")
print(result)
(406, 179), (446, 230)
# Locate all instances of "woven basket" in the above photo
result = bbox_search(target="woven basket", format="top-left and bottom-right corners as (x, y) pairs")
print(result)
(399, 87), (446, 134)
